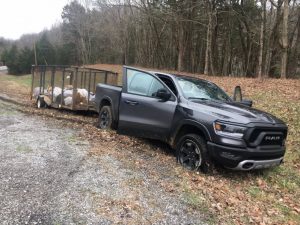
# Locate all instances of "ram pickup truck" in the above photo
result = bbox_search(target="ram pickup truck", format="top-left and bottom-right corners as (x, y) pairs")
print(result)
(95, 66), (288, 172)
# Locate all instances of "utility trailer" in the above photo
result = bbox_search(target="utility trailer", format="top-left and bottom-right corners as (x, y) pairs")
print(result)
(31, 65), (118, 111)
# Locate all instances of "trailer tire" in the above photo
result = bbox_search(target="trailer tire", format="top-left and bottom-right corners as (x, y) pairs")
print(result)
(37, 97), (45, 109)
(98, 106), (113, 129)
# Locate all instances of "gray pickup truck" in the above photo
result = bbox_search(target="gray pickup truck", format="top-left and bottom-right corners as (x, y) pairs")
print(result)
(95, 66), (288, 172)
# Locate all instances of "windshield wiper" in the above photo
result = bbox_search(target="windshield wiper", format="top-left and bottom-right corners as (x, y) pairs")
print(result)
(188, 97), (210, 101)
(188, 97), (225, 103)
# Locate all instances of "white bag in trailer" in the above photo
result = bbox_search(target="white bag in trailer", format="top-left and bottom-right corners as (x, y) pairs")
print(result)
(77, 89), (88, 98)
(64, 96), (73, 106)
(63, 89), (73, 97)
(48, 87), (62, 101)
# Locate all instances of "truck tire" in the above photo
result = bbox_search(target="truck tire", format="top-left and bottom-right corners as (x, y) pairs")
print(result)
(37, 97), (45, 109)
(176, 134), (212, 173)
(98, 106), (113, 129)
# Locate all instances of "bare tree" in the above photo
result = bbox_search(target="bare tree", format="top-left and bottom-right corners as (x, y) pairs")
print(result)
(280, 0), (290, 78)
(258, 0), (266, 79)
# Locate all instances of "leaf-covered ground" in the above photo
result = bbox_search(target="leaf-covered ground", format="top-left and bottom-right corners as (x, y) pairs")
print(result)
(0, 67), (299, 224)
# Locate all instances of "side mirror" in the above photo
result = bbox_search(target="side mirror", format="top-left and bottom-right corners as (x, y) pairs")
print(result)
(233, 86), (242, 102)
(156, 88), (171, 101)
(240, 99), (253, 107)
(233, 86), (253, 107)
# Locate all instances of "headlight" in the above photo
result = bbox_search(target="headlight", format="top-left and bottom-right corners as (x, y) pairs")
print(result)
(214, 121), (247, 139)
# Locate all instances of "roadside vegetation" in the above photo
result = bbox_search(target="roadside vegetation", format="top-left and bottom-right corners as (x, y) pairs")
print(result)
(0, 64), (299, 224)
(1, 1), (300, 79)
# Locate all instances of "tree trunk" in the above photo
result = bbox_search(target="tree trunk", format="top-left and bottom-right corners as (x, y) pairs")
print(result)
(281, 0), (289, 78)
(265, 1), (282, 77)
(177, 25), (184, 72)
(257, 0), (266, 79)
(204, 6), (212, 75)
(287, 7), (300, 76)
(222, 38), (229, 76)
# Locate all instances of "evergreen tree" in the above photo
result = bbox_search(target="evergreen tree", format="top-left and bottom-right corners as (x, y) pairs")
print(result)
(36, 33), (56, 65)
(18, 47), (34, 74)
(2, 45), (21, 74)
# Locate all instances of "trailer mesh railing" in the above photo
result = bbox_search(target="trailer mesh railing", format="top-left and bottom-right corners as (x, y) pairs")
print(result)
(31, 65), (118, 111)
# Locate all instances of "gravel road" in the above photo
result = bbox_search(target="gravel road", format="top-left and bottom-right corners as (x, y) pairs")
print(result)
(0, 99), (207, 225)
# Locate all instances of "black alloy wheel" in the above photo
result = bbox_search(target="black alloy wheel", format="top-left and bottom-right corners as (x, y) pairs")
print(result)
(98, 106), (112, 129)
(178, 139), (202, 170)
(176, 134), (211, 173)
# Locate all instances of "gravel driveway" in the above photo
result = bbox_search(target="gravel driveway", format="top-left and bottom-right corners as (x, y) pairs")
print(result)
(0, 99), (207, 225)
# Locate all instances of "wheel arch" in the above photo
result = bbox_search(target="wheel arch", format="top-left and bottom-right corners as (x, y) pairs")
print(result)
(170, 120), (212, 147)
(99, 97), (112, 111)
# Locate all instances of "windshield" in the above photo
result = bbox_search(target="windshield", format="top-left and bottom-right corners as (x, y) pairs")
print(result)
(176, 77), (231, 102)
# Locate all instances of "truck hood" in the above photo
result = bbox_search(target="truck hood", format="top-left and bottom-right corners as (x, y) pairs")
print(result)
(189, 100), (285, 125)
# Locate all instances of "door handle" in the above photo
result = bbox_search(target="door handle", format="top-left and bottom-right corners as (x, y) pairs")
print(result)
(124, 100), (139, 105)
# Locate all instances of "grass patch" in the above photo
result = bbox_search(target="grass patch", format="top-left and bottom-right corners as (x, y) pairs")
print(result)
(16, 145), (32, 153)
(0, 74), (31, 88)
(184, 191), (205, 208)
(183, 191), (216, 224)
(0, 111), (18, 116)
(265, 166), (300, 192)
(181, 180), (217, 224)
(65, 134), (77, 143)
(247, 186), (262, 198)
(275, 203), (300, 224)
(65, 134), (89, 146)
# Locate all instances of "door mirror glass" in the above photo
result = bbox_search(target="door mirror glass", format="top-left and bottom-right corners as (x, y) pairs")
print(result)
(233, 86), (242, 102)
(156, 88), (171, 101)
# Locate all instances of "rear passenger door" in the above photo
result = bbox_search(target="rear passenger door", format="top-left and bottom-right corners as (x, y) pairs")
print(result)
(117, 67), (177, 140)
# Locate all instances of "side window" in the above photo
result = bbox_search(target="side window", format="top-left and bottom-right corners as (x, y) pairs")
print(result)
(127, 69), (137, 86)
(127, 69), (164, 97)
(158, 76), (178, 96)
(148, 78), (164, 97)
(127, 71), (153, 95)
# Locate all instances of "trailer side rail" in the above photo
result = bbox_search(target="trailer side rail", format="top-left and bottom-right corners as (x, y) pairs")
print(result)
(31, 65), (118, 111)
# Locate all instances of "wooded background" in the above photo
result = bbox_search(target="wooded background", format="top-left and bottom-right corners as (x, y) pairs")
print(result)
(0, 0), (299, 78)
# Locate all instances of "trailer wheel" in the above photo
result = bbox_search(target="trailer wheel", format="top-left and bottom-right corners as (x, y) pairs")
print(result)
(176, 134), (212, 173)
(98, 106), (113, 129)
(37, 97), (45, 109)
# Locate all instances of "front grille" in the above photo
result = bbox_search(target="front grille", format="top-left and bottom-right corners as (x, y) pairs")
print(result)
(246, 127), (287, 147)
(260, 136), (283, 146)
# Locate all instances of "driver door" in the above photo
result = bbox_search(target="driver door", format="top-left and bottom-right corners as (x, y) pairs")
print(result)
(117, 68), (177, 140)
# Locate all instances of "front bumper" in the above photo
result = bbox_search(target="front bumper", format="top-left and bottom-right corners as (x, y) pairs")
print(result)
(232, 157), (284, 170)
(207, 142), (285, 170)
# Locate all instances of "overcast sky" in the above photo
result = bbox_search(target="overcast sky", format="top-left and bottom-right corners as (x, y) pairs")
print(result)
(0, 0), (70, 40)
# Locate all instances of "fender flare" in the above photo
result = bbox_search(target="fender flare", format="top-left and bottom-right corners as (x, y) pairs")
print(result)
(99, 96), (116, 121)
(170, 119), (212, 146)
